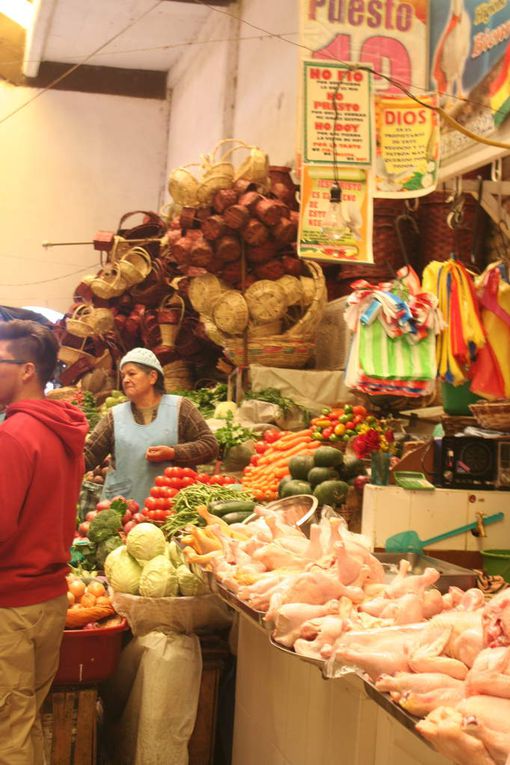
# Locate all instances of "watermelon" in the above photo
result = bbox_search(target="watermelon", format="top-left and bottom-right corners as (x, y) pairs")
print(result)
(313, 446), (344, 468)
(289, 454), (315, 480)
(278, 475), (294, 497)
(281, 480), (312, 497)
(340, 458), (367, 481)
(313, 480), (349, 507)
(307, 467), (340, 487)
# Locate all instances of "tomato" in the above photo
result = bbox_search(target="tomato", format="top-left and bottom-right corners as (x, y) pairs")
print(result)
(180, 476), (196, 488)
(222, 475), (237, 485)
(95, 500), (111, 512)
(132, 512), (145, 523)
(311, 431), (323, 440)
(122, 509), (133, 525)
(322, 427), (333, 439)
(334, 423), (346, 436)
(78, 521), (90, 537)
(197, 474), (210, 484)
(181, 468), (197, 478)
(155, 475), (170, 487)
(164, 466), (184, 478)
(315, 418), (331, 428)
(145, 497), (158, 510)
(167, 477), (185, 490)
(345, 421), (355, 431)
(124, 521), (137, 534)
(263, 429), (281, 444)
(329, 433), (339, 442)
(249, 455), (259, 466)
(150, 487), (161, 498)
(353, 405), (367, 417)
(321, 407), (331, 415)
(339, 414), (350, 424)
(254, 442), (268, 454)
(127, 499), (139, 514)
(85, 510), (97, 522)
(153, 509), (168, 521)
(343, 404), (353, 415)
(208, 475), (224, 484)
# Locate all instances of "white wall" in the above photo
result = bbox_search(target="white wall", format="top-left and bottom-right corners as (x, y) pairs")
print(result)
(166, 0), (299, 179)
(0, 82), (169, 312)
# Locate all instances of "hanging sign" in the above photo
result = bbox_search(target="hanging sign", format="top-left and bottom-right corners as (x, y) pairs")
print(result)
(300, 1), (429, 93)
(303, 61), (373, 166)
(298, 164), (374, 264)
(375, 92), (440, 197)
(429, 0), (510, 159)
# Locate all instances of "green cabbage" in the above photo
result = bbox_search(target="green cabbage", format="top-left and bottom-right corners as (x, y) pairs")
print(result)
(166, 540), (184, 568)
(126, 523), (166, 565)
(176, 564), (208, 596)
(106, 547), (142, 594)
(96, 536), (123, 569)
(139, 555), (179, 598)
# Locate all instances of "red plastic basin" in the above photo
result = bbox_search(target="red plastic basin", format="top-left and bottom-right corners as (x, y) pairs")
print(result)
(53, 618), (129, 686)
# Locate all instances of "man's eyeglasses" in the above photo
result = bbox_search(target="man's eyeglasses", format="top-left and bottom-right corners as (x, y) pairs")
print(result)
(0, 359), (28, 365)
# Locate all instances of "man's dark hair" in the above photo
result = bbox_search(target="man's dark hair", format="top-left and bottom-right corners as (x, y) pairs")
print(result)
(0, 320), (58, 386)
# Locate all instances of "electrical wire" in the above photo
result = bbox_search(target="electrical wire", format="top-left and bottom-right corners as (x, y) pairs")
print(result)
(0, 0), (163, 127)
(1, 264), (99, 287)
(192, 0), (510, 151)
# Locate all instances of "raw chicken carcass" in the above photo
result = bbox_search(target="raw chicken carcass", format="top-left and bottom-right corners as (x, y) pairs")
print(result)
(417, 706), (497, 765)
(466, 647), (510, 699)
(272, 600), (339, 648)
(458, 696), (510, 765)
(385, 560), (440, 599)
(376, 671), (464, 698)
(483, 589), (510, 648)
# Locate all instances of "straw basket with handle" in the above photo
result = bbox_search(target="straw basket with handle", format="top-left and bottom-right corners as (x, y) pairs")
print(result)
(163, 360), (193, 392)
(189, 274), (226, 315)
(244, 280), (288, 323)
(58, 335), (96, 367)
(211, 291), (249, 336)
(90, 263), (128, 299)
(157, 293), (185, 347)
(117, 246), (152, 288)
(66, 304), (96, 338)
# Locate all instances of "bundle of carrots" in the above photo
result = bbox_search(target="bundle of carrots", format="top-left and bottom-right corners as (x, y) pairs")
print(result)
(241, 429), (320, 501)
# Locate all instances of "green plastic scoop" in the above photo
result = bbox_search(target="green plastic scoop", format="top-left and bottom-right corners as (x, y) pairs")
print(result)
(385, 512), (505, 553)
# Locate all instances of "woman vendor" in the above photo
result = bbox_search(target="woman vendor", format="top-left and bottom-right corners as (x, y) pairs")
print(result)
(85, 347), (218, 507)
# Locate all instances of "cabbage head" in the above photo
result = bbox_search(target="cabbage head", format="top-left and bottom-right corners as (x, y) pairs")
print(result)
(176, 564), (208, 597)
(96, 535), (123, 570)
(106, 547), (142, 594)
(126, 522), (166, 565)
(166, 540), (184, 568)
(139, 555), (178, 598)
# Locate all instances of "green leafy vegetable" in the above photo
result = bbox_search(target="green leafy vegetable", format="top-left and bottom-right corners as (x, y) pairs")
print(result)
(214, 412), (255, 455)
(172, 384), (228, 418)
(88, 510), (122, 544)
(95, 536), (123, 569)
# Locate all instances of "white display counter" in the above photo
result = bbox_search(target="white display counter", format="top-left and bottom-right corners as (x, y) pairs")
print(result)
(232, 615), (451, 765)
(362, 484), (510, 552)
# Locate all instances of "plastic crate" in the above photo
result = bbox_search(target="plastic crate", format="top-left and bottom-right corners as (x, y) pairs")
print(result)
(53, 619), (129, 685)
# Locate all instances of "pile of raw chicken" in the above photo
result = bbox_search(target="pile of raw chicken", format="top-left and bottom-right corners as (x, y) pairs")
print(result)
(184, 506), (510, 765)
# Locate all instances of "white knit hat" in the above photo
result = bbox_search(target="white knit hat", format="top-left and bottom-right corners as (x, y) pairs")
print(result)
(119, 348), (164, 377)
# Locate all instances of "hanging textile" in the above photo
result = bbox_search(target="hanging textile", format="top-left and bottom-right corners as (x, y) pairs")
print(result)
(345, 266), (443, 399)
(421, 259), (499, 393)
(472, 262), (510, 399)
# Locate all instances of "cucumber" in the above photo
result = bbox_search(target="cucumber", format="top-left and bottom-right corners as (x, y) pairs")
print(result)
(208, 500), (256, 517)
(221, 510), (253, 524)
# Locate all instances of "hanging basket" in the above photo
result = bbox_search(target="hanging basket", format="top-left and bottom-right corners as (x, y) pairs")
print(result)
(244, 280), (288, 323)
(163, 360), (193, 392)
(276, 275), (303, 306)
(117, 246), (152, 287)
(66, 304), (96, 338)
(211, 291), (249, 335)
(157, 293), (185, 347)
(90, 264), (128, 299)
(284, 261), (327, 339)
(58, 336), (95, 367)
(89, 308), (115, 334)
(188, 274), (226, 314)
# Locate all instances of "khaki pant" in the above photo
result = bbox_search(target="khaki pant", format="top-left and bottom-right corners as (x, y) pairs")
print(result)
(0, 594), (68, 765)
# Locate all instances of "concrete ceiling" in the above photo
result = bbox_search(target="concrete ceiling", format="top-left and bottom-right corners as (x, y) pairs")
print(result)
(23, 0), (233, 78)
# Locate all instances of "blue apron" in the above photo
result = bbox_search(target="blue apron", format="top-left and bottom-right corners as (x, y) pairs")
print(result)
(103, 395), (180, 508)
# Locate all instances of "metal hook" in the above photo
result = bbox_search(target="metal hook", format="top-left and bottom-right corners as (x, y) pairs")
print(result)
(404, 198), (420, 213)
(395, 209), (420, 267)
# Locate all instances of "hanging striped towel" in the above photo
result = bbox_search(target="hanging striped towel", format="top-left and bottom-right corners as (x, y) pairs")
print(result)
(358, 320), (436, 381)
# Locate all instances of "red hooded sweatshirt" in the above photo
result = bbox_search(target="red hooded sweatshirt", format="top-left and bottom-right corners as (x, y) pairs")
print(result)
(0, 399), (88, 607)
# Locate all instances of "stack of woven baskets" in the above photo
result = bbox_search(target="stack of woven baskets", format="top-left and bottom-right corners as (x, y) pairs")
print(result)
(165, 140), (326, 369)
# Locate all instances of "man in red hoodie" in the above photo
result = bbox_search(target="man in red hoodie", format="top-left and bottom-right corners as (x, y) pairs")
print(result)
(0, 320), (88, 764)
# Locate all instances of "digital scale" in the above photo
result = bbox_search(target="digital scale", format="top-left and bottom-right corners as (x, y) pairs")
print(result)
(438, 436), (510, 490)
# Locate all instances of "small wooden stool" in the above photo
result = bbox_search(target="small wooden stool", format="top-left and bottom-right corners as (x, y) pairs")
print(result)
(42, 686), (97, 765)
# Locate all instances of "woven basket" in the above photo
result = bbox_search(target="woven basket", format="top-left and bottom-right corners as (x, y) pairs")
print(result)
(211, 291), (249, 335)
(276, 275), (303, 306)
(248, 319), (282, 337)
(189, 274), (225, 314)
(90, 308), (114, 334)
(58, 337), (95, 367)
(117, 246), (152, 287)
(223, 338), (314, 369)
(441, 415), (477, 436)
(90, 264), (127, 299)
(285, 261), (326, 339)
(66, 305), (95, 338)
(157, 294), (185, 347)
(163, 360), (193, 392)
(244, 280), (288, 323)
(469, 401), (510, 431)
